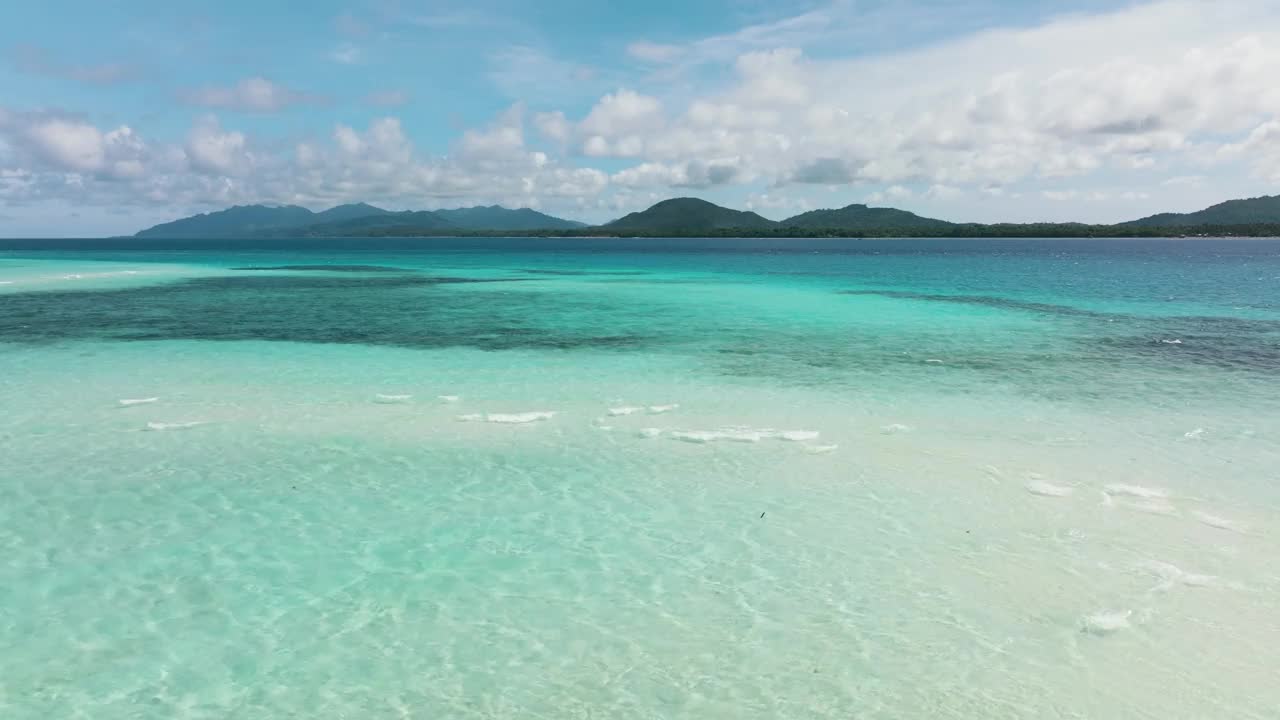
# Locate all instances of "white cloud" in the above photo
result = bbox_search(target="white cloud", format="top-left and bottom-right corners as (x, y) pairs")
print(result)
(1161, 174), (1207, 187)
(649, 4), (835, 70)
(867, 185), (913, 203)
(0, 110), (150, 179)
(457, 105), (527, 162)
(545, 0), (1280, 199)
(627, 41), (684, 63)
(924, 183), (962, 200)
(185, 116), (252, 175)
(331, 44), (362, 64)
(579, 90), (664, 137)
(25, 118), (106, 172)
(1219, 119), (1280, 182)
(183, 77), (321, 113)
(745, 191), (811, 214)
(8, 0), (1280, 228)
(535, 0), (1280, 207)
(568, 90), (666, 158)
(610, 159), (744, 188)
(533, 111), (571, 143)
(1, 104), (612, 217)
(488, 46), (602, 104)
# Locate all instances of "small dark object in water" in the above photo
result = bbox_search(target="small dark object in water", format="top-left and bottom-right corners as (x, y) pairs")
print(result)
(760, 511), (766, 519)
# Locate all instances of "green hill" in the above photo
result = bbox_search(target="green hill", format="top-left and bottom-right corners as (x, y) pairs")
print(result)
(135, 203), (585, 237)
(435, 206), (586, 231)
(603, 198), (778, 233)
(134, 204), (317, 238)
(782, 203), (953, 230)
(311, 203), (393, 224)
(1123, 195), (1280, 227)
(296, 211), (458, 235)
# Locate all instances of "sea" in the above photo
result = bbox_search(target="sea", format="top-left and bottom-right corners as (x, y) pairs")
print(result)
(1, 236), (1278, 719)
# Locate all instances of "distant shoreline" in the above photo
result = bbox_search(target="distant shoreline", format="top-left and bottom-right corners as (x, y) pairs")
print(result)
(271, 225), (1280, 239)
(5, 233), (1280, 244)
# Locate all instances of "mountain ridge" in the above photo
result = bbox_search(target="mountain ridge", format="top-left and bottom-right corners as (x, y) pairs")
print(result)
(135, 203), (586, 237)
(131, 194), (1280, 238)
(1121, 194), (1280, 227)
(781, 203), (953, 230)
(604, 198), (778, 232)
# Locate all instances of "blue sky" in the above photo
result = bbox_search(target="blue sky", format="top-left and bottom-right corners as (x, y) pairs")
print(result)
(2, 0), (1280, 235)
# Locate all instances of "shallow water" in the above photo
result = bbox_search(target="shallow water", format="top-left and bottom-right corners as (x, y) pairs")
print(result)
(2, 237), (1279, 718)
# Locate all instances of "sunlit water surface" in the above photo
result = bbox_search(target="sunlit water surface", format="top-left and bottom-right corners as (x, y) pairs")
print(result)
(2, 237), (1278, 718)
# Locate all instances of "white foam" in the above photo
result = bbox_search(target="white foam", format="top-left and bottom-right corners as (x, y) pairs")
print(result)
(1025, 480), (1075, 497)
(1180, 573), (1217, 587)
(118, 397), (160, 407)
(1082, 610), (1131, 635)
(608, 406), (643, 416)
(1141, 560), (1183, 587)
(881, 423), (911, 434)
(925, 359), (945, 364)
(1183, 428), (1205, 440)
(1126, 499), (1180, 517)
(666, 427), (821, 445)
(145, 421), (206, 432)
(1140, 560), (1216, 591)
(638, 428), (663, 439)
(1162, 338), (1184, 345)
(484, 411), (556, 424)
(0, 281), (13, 285)
(647, 404), (680, 414)
(437, 395), (461, 403)
(804, 444), (839, 455)
(670, 428), (767, 444)
(457, 413), (484, 422)
(1193, 511), (1246, 533)
(374, 394), (413, 404)
(777, 430), (821, 442)
(1104, 484), (1169, 499)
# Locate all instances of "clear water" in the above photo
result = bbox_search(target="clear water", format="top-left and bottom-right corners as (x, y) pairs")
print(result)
(2, 237), (1278, 719)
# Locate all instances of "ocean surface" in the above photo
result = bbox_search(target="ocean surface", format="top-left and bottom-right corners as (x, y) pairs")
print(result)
(2, 236), (1278, 719)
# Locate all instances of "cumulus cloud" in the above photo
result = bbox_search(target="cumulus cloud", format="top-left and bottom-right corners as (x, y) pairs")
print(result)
(185, 116), (253, 176)
(183, 77), (322, 113)
(581, 90), (663, 135)
(0, 105), (612, 214)
(610, 158), (744, 188)
(533, 111), (571, 143)
(1219, 119), (1280, 181)
(8, 0), (1280, 224)
(0, 109), (150, 179)
(564, 0), (1280, 210)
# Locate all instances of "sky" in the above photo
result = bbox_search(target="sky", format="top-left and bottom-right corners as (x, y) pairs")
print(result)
(2, 0), (1280, 236)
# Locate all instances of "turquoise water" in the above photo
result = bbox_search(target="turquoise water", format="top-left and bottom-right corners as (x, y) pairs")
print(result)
(2, 237), (1279, 718)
